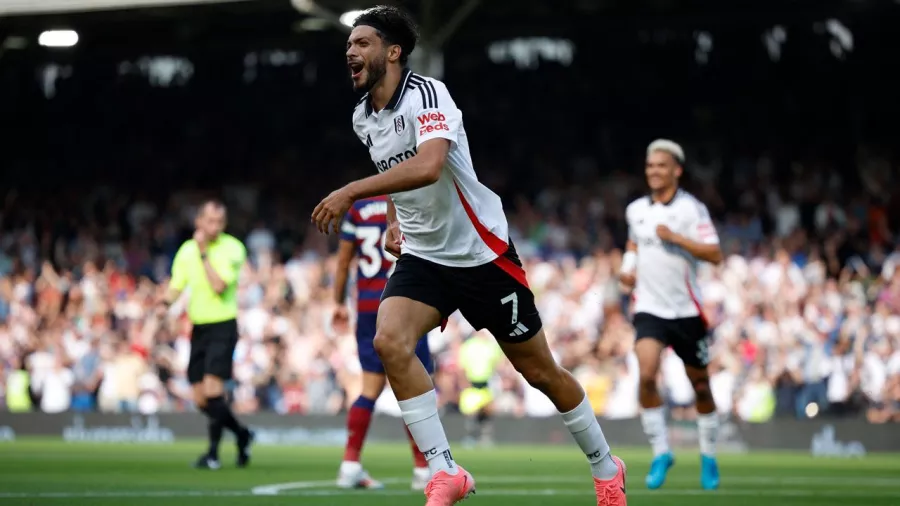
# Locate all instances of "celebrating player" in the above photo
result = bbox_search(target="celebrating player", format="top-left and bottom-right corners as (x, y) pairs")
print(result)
(334, 195), (432, 490)
(619, 139), (723, 490)
(312, 6), (627, 506)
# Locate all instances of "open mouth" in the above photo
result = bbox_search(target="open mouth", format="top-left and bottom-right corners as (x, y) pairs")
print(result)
(348, 61), (364, 79)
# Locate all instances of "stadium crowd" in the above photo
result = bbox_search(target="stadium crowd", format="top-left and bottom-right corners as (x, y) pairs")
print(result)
(1, 148), (899, 424)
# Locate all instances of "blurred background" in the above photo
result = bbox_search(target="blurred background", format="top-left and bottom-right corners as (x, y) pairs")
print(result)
(1, 0), (899, 427)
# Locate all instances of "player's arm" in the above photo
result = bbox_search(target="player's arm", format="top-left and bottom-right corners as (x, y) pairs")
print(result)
(619, 241), (637, 292)
(345, 81), (460, 200)
(384, 197), (401, 258)
(346, 139), (449, 199)
(334, 214), (358, 306)
(619, 208), (638, 290)
(162, 244), (189, 306)
(660, 202), (723, 265)
(203, 241), (246, 295)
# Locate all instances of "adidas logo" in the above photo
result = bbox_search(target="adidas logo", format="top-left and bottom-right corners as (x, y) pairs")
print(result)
(509, 322), (529, 337)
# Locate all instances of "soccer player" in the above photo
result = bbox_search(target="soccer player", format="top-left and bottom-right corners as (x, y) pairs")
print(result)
(334, 195), (432, 490)
(312, 6), (627, 506)
(160, 200), (254, 469)
(618, 139), (723, 490)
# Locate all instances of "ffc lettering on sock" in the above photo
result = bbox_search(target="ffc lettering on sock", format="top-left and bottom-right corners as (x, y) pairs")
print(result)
(560, 395), (617, 480)
(398, 390), (458, 476)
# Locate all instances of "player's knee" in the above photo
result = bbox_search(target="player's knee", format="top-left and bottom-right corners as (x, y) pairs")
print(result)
(193, 390), (207, 409)
(373, 330), (414, 365)
(639, 373), (658, 395)
(691, 377), (714, 404)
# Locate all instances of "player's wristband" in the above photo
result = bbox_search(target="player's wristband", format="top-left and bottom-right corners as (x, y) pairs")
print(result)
(620, 251), (637, 274)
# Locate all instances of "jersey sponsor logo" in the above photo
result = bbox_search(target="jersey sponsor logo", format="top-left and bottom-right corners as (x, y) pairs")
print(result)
(374, 148), (417, 173)
(358, 201), (388, 221)
(394, 116), (406, 134)
(417, 111), (449, 136)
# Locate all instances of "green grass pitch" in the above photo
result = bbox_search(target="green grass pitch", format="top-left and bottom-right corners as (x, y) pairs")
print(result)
(1, 439), (899, 506)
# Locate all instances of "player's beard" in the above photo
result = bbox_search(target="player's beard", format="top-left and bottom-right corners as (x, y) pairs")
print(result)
(357, 53), (387, 93)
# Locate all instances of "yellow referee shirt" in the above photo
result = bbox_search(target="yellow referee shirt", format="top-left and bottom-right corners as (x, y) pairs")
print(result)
(170, 233), (246, 324)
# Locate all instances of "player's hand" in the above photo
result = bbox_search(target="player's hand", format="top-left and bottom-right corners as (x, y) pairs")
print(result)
(332, 305), (350, 332)
(618, 273), (635, 294)
(384, 221), (402, 258)
(656, 224), (677, 243)
(312, 186), (354, 235)
(193, 229), (208, 253)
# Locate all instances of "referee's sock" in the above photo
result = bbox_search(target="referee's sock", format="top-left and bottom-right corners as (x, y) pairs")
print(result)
(207, 396), (245, 436)
(200, 406), (224, 459)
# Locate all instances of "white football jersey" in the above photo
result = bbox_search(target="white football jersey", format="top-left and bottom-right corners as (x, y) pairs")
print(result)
(626, 189), (719, 319)
(352, 69), (508, 268)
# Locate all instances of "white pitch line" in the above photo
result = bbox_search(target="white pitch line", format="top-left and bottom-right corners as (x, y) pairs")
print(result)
(3, 488), (900, 499)
(251, 474), (900, 494)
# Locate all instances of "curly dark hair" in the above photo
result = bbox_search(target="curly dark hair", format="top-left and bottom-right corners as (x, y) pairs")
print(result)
(352, 5), (419, 65)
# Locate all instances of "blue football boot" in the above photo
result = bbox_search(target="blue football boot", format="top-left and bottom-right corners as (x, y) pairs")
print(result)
(645, 452), (674, 489)
(700, 454), (720, 490)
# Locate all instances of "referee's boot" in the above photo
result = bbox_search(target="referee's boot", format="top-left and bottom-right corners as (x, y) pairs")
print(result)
(193, 454), (221, 470)
(236, 428), (255, 468)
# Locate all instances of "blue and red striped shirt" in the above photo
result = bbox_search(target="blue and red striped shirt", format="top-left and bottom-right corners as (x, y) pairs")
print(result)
(340, 196), (396, 314)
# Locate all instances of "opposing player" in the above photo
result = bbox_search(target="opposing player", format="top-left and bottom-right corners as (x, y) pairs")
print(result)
(334, 195), (432, 490)
(312, 6), (627, 506)
(619, 140), (723, 490)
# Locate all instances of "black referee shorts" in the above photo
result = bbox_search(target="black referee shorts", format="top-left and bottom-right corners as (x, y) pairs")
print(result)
(382, 241), (542, 343)
(187, 319), (239, 384)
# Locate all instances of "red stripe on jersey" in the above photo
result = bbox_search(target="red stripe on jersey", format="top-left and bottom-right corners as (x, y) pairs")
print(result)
(357, 277), (388, 292)
(684, 270), (708, 328)
(358, 299), (381, 314)
(453, 182), (529, 288)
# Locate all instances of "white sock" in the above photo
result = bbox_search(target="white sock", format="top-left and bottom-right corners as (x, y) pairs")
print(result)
(560, 395), (619, 480)
(697, 412), (719, 457)
(640, 406), (671, 457)
(398, 390), (459, 476)
(340, 461), (362, 475)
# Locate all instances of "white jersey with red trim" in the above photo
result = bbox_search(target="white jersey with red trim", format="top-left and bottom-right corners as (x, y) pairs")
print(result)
(352, 69), (507, 268)
(626, 189), (719, 319)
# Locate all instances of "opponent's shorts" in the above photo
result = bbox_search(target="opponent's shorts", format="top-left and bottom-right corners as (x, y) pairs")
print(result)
(188, 319), (239, 384)
(382, 241), (541, 343)
(459, 383), (493, 416)
(356, 313), (434, 374)
(633, 312), (711, 368)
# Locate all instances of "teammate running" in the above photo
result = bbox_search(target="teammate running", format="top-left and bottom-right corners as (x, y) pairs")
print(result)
(334, 195), (432, 490)
(619, 139), (723, 490)
(312, 6), (627, 506)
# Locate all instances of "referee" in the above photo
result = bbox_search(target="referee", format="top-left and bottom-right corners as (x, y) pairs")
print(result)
(160, 199), (253, 470)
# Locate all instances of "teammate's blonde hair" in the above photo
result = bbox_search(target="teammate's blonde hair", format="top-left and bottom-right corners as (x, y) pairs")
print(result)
(647, 139), (685, 164)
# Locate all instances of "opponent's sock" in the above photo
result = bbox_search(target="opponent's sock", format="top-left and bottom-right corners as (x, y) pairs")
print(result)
(697, 412), (719, 457)
(399, 390), (459, 476)
(641, 406), (671, 457)
(343, 396), (376, 463)
(206, 396), (244, 435)
(405, 426), (428, 469)
(560, 395), (619, 480)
